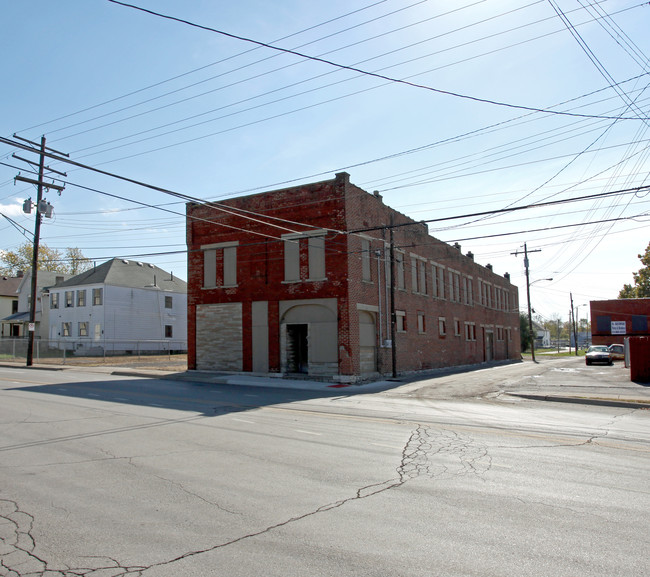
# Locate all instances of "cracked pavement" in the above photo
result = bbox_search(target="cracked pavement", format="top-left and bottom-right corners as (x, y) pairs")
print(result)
(1, 423), (492, 576)
(1, 361), (648, 576)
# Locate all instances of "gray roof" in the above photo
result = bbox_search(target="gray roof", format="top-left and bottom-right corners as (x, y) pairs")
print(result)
(0, 276), (22, 297)
(53, 258), (187, 293)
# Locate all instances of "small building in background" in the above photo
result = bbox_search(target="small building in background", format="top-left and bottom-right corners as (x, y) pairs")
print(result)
(590, 298), (650, 346)
(3, 270), (71, 340)
(0, 273), (24, 337)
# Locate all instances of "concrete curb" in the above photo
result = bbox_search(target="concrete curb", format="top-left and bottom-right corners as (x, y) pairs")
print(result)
(506, 392), (650, 409)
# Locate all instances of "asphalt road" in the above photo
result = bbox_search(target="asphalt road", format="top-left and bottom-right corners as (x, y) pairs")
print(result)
(0, 360), (648, 576)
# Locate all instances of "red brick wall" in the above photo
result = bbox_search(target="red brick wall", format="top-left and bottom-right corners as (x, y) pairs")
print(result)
(590, 299), (650, 346)
(186, 172), (521, 375)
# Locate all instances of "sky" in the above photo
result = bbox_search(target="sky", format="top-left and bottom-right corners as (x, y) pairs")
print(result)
(1, 0), (649, 326)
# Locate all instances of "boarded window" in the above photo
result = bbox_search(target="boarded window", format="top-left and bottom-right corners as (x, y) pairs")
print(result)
(308, 236), (325, 280)
(284, 239), (300, 281)
(203, 243), (237, 287)
(361, 239), (371, 281)
(223, 246), (237, 286)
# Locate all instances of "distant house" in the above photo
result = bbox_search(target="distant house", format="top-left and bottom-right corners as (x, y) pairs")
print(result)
(532, 321), (551, 348)
(2, 270), (70, 340)
(47, 258), (187, 354)
(0, 273), (24, 337)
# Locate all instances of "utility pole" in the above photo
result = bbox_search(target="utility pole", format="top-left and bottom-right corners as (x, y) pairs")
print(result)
(389, 216), (397, 378)
(512, 243), (541, 362)
(12, 135), (67, 367)
(570, 292), (578, 356)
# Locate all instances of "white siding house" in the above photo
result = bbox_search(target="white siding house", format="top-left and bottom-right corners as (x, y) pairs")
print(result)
(48, 259), (187, 354)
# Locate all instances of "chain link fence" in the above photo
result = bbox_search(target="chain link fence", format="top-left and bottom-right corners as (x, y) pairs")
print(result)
(0, 337), (187, 369)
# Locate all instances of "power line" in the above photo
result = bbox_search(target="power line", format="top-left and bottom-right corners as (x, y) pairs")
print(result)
(106, 0), (650, 122)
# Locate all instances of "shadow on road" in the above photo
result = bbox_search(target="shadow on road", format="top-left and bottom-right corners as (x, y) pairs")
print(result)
(7, 375), (361, 417)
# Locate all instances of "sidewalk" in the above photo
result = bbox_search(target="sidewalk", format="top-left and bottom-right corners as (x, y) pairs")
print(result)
(2, 359), (649, 408)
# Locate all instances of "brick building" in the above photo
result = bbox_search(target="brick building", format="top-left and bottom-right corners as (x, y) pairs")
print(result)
(590, 298), (650, 345)
(186, 172), (521, 380)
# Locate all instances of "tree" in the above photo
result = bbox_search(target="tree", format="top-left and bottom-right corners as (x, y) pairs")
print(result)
(0, 242), (92, 276)
(619, 242), (650, 298)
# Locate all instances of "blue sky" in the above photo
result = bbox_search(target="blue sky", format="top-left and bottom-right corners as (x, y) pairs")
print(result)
(2, 0), (649, 324)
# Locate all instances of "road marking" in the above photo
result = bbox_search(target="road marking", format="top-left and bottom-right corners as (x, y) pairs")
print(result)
(371, 443), (403, 450)
(232, 418), (255, 424)
(114, 397), (130, 402)
(295, 429), (321, 436)
(88, 393), (100, 397)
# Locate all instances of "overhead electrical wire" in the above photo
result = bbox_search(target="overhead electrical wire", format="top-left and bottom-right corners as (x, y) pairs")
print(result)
(105, 0), (649, 122)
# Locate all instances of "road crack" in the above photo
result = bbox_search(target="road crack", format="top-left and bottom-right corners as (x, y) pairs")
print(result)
(1, 424), (490, 575)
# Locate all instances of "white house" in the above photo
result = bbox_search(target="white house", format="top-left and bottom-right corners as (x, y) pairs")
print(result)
(47, 258), (187, 354)
(3, 270), (70, 340)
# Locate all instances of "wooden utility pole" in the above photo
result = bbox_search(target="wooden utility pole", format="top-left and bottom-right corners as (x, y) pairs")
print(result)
(12, 135), (67, 366)
(512, 243), (541, 362)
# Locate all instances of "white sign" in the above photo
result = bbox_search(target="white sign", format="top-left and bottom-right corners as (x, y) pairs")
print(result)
(611, 321), (626, 335)
(28, 323), (35, 332)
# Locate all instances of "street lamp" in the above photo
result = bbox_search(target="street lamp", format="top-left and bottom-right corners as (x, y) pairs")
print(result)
(527, 277), (553, 362)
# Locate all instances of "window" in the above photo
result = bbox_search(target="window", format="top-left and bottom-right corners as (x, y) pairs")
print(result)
(50, 293), (59, 309)
(92, 288), (103, 306)
(282, 232), (326, 282)
(65, 291), (74, 308)
(432, 263), (445, 298)
(361, 238), (372, 282)
(395, 251), (405, 290)
(632, 315), (647, 332)
(11, 300), (18, 314)
(308, 236), (325, 280)
(454, 319), (461, 336)
(396, 311), (406, 332)
(411, 257), (418, 292)
(284, 238), (300, 282)
(62, 322), (71, 337)
(411, 256), (427, 294)
(165, 325), (173, 338)
(417, 312), (425, 333)
(203, 241), (238, 288)
(418, 260), (427, 295)
(465, 322), (476, 341)
(78, 322), (88, 337)
(596, 316), (611, 333)
(438, 317), (446, 337)
(497, 326), (504, 341)
(77, 290), (86, 307)
(165, 296), (173, 309)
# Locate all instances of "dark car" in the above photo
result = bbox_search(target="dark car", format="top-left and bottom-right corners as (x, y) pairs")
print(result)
(608, 344), (625, 361)
(585, 345), (612, 366)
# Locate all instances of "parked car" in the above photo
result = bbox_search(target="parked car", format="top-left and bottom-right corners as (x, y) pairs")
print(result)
(608, 344), (625, 361)
(585, 345), (612, 366)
